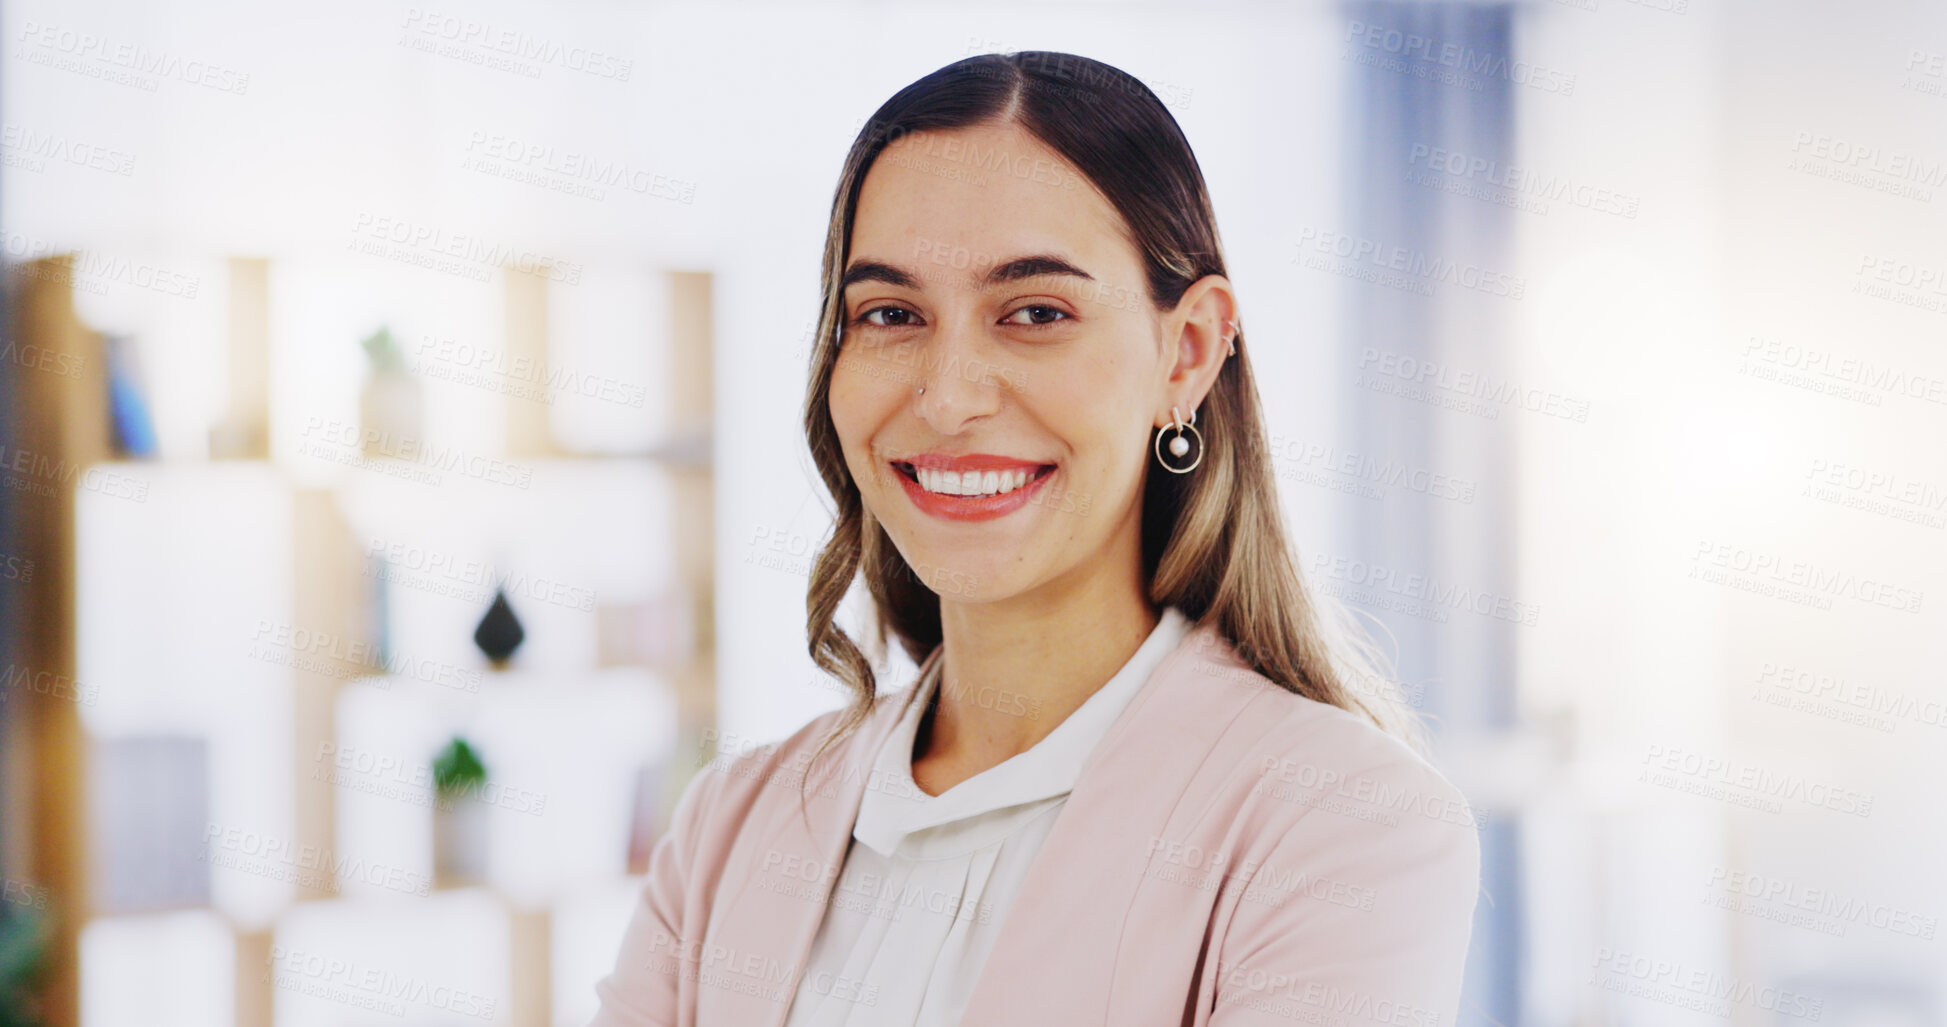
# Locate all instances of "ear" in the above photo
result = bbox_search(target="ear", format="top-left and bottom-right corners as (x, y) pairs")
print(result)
(1155, 274), (1237, 427)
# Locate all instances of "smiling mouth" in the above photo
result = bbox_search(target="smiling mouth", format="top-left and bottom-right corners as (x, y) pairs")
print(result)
(891, 461), (1056, 498)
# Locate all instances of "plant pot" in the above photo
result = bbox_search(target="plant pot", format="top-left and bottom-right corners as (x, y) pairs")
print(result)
(432, 794), (490, 889)
(359, 368), (423, 457)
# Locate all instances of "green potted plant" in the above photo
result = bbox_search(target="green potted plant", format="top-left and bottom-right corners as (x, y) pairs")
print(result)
(0, 898), (51, 1027)
(431, 736), (490, 888)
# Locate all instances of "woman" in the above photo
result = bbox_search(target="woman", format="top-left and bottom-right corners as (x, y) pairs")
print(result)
(591, 51), (1480, 1027)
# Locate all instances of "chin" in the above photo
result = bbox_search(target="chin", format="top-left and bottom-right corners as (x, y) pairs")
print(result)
(877, 533), (1027, 606)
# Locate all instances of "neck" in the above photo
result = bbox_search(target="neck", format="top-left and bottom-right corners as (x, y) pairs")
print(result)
(915, 548), (1160, 779)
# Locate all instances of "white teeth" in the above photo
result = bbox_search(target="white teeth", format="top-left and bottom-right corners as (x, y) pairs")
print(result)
(914, 465), (1040, 497)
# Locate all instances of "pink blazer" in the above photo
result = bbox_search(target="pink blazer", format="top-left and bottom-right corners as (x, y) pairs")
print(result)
(589, 620), (1481, 1026)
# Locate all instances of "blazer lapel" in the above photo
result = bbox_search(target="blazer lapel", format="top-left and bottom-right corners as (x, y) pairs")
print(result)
(956, 622), (1268, 1026)
(696, 653), (934, 1027)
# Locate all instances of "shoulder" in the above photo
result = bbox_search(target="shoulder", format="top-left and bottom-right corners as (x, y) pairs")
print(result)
(1229, 685), (1482, 941)
(1170, 630), (1480, 862)
(670, 685), (914, 841)
(1187, 667), (1481, 1023)
(1257, 697), (1479, 856)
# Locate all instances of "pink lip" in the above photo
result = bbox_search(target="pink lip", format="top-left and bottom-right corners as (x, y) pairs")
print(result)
(888, 454), (1057, 523)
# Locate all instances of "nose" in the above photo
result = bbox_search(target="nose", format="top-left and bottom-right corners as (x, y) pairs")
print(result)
(913, 313), (1006, 434)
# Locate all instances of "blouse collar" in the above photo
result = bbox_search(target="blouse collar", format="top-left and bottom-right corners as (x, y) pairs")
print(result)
(851, 606), (1192, 858)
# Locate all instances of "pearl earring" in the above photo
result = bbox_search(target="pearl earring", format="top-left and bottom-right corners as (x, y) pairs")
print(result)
(1154, 404), (1203, 474)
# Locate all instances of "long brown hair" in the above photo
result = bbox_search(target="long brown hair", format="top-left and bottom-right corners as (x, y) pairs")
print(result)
(797, 52), (1422, 789)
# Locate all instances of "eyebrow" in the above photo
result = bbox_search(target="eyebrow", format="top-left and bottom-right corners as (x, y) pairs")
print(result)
(840, 254), (1096, 292)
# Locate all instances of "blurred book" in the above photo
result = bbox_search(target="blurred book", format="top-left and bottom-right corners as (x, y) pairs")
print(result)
(102, 333), (157, 458)
(88, 735), (210, 913)
(625, 763), (664, 875)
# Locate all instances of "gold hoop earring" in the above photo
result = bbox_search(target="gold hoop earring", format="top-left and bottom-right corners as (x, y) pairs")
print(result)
(1154, 404), (1203, 474)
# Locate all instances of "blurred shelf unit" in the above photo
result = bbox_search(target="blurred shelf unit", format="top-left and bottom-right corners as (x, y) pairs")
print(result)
(3, 254), (718, 1027)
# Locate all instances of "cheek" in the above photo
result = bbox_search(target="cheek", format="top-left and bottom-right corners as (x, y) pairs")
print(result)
(1043, 370), (1143, 459)
(827, 353), (897, 473)
(1055, 397), (1151, 503)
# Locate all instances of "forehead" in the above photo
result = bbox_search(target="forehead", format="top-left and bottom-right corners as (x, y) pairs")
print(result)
(849, 120), (1137, 285)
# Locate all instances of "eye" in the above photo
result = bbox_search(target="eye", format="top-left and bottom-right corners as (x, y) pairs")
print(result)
(855, 304), (922, 328)
(1002, 304), (1071, 327)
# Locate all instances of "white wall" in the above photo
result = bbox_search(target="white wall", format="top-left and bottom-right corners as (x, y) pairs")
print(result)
(3, 0), (1350, 746)
(1514, 0), (1947, 1020)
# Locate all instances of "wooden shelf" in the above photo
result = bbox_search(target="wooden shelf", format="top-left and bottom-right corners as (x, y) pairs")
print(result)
(4, 257), (717, 1027)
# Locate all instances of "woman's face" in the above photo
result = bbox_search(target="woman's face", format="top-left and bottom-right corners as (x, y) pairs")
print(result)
(829, 119), (1218, 606)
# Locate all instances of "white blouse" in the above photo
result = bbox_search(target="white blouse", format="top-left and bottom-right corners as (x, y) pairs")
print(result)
(780, 606), (1193, 1027)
